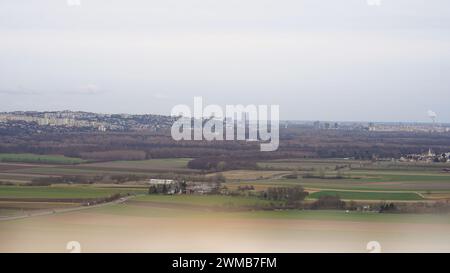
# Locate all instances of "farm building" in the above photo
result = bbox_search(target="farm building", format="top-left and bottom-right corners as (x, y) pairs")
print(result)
(185, 182), (218, 195)
(147, 179), (181, 195)
(147, 179), (176, 185)
(147, 179), (218, 195)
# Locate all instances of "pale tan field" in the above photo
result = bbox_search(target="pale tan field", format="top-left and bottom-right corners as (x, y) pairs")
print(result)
(1, 201), (450, 253)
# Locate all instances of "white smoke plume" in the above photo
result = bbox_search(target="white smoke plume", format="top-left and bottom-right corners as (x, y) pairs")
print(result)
(427, 110), (437, 123)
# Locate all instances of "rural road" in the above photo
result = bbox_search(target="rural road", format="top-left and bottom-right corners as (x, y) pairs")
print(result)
(0, 194), (141, 222)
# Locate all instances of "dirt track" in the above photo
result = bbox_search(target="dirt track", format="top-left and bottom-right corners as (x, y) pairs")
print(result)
(0, 195), (135, 221)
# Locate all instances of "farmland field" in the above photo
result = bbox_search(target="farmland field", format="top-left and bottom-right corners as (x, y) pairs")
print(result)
(81, 158), (191, 170)
(234, 170), (450, 193)
(132, 194), (281, 208)
(4, 166), (152, 176)
(1, 198), (450, 252)
(257, 159), (361, 170)
(0, 184), (147, 218)
(0, 153), (86, 164)
(308, 190), (423, 201)
(0, 185), (146, 199)
(0, 158), (198, 184)
(258, 158), (450, 172)
(2, 158), (450, 200)
(1, 157), (450, 252)
(208, 170), (288, 180)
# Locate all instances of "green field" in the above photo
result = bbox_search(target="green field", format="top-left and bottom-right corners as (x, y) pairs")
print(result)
(240, 170), (450, 192)
(91, 199), (450, 225)
(0, 153), (86, 164)
(81, 158), (193, 171)
(133, 194), (280, 208)
(258, 158), (450, 172)
(308, 190), (423, 201)
(0, 185), (146, 199)
(351, 171), (450, 182)
(233, 209), (450, 224)
(10, 166), (150, 176)
(257, 161), (349, 171)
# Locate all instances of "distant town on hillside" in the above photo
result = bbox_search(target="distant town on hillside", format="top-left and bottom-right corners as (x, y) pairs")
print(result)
(1, 110), (449, 134)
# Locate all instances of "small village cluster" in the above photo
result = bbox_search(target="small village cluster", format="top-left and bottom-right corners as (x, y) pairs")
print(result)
(400, 149), (450, 163)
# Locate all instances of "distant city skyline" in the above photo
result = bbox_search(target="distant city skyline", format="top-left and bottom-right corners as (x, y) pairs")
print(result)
(1, 0), (450, 122)
(1, 109), (448, 125)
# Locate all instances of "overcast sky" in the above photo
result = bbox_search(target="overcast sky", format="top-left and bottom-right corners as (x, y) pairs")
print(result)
(1, 0), (450, 122)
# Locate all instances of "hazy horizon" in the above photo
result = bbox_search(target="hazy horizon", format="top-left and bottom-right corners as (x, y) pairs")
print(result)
(1, 0), (450, 123)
